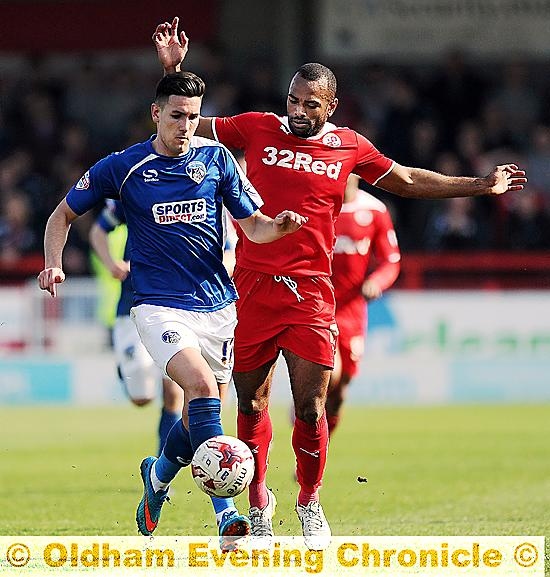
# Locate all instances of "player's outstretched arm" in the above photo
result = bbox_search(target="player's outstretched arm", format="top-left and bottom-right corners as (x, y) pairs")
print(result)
(37, 199), (79, 297)
(236, 210), (308, 244)
(152, 16), (188, 74)
(377, 163), (527, 199)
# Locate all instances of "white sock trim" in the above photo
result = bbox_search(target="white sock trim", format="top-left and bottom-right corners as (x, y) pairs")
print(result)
(151, 462), (170, 493)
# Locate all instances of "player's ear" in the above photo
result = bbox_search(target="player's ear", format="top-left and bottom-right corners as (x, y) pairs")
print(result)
(151, 102), (161, 123)
(327, 97), (338, 117)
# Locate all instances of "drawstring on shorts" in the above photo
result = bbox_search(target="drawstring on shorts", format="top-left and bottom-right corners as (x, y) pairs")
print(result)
(274, 275), (304, 302)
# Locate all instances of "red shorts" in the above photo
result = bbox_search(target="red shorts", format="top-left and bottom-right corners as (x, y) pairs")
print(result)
(336, 299), (368, 378)
(233, 266), (337, 372)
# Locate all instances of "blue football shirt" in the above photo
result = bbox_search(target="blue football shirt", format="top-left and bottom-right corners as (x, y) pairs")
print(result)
(68, 136), (262, 312)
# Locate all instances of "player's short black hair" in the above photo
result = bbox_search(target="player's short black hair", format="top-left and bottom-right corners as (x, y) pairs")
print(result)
(155, 72), (205, 105)
(295, 63), (337, 99)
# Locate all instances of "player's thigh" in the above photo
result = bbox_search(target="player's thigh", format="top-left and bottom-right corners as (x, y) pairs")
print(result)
(282, 348), (331, 422)
(131, 302), (238, 388)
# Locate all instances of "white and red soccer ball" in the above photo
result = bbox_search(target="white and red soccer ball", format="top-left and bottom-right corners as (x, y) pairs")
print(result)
(191, 435), (254, 498)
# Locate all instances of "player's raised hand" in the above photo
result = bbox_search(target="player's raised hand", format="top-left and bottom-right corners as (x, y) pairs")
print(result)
(485, 164), (527, 195)
(37, 267), (65, 298)
(152, 16), (189, 72)
(273, 210), (308, 234)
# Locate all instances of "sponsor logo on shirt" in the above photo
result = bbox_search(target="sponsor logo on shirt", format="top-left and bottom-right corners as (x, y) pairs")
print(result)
(152, 199), (207, 224)
(354, 209), (373, 226)
(261, 146), (342, 180)
(143, 169), (159, 182)
(322, 133), (342, 148)
(75, 171), (90, 190)
(186, 161), (207, 184)
(334, 235), (372, 256)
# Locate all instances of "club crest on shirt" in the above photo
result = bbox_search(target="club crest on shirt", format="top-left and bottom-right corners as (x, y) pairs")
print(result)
(75, 171), (90, 190)
(162, 330), (181, 344)
(322, 133), (342, 148)
(186, 161), (207, 184)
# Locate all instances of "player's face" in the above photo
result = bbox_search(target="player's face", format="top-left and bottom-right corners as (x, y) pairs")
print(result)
(151, 95), (202, 156)
(287, 75), (338, 138)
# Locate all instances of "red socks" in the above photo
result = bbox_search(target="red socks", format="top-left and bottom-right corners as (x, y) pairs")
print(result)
(237, 407), (272, 509)
(292, 411), (329, 506)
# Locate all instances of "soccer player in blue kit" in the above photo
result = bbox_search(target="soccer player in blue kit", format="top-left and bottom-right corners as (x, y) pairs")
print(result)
(37, 72), (307, 550)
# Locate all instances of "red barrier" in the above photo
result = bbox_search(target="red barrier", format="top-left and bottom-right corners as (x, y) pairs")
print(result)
(396, 251), (550, 290)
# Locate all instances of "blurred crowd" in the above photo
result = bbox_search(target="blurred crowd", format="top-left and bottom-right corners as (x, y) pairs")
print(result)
(1, 49), (550, 278)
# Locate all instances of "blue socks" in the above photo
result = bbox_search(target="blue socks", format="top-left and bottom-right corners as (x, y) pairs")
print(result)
(158, 408), (180, 456)
(153, 398), (235, 516)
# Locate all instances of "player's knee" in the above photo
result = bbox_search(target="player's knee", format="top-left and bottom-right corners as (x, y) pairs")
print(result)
(238, 397), (267, 414)
(131, 398), (153, 407)
(187, 378), (218, 399)
(295, 404), (324, 425)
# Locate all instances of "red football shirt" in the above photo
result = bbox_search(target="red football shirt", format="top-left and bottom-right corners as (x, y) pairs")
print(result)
(332, 190), (401, 312)
(213, 112), (394, 276)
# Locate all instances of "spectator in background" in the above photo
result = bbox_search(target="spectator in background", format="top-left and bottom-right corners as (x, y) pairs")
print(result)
(490, 61), (540, 151)
(502, 190), (550, 250)
(526, 124), (550, 210)
(428, 49), (485, 150)
(424, 152), (490, 251)
(0, 193), (37, 263)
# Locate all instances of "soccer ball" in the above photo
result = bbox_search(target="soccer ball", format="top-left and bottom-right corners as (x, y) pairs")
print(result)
(191, 435), (255, 498)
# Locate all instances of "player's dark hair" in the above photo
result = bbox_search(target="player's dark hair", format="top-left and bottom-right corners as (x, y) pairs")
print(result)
(155, 72), (205, 105)
(296, 63), (337, 99)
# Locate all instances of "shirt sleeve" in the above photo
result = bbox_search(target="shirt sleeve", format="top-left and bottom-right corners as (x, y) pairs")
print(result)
(212, 112), (264, 150)
(367, 207), (401, 291)
(353, 133), (395, 186)
(66, 154), (121, 215)
(218, 146), (263, 220)
(96, 199), (125, 233)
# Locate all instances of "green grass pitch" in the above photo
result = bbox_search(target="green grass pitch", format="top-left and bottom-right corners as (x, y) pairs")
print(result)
(1, 404), (548, 570)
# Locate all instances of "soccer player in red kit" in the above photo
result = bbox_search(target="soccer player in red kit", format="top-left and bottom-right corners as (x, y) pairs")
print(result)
(328, 174), (400, 436)
(153, 17), (527, 547)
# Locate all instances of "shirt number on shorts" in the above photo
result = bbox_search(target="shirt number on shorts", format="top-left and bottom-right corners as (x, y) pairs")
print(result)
(221, 338), (234, 368)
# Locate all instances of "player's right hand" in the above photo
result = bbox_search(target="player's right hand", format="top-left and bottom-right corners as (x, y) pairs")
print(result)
(152, 16), (189, 72)
(37, 267), (65, 298)
(109, 260), (130, 281)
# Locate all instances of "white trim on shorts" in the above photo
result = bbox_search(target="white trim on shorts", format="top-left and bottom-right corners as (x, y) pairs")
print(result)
(130, 303), (237, 384)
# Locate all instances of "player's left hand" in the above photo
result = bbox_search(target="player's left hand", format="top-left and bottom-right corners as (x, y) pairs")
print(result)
(362, 279), (382, 301)
(152, 16), (188, 72)
(273, 210), (308, 234)
(485, 164), (527, 195)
